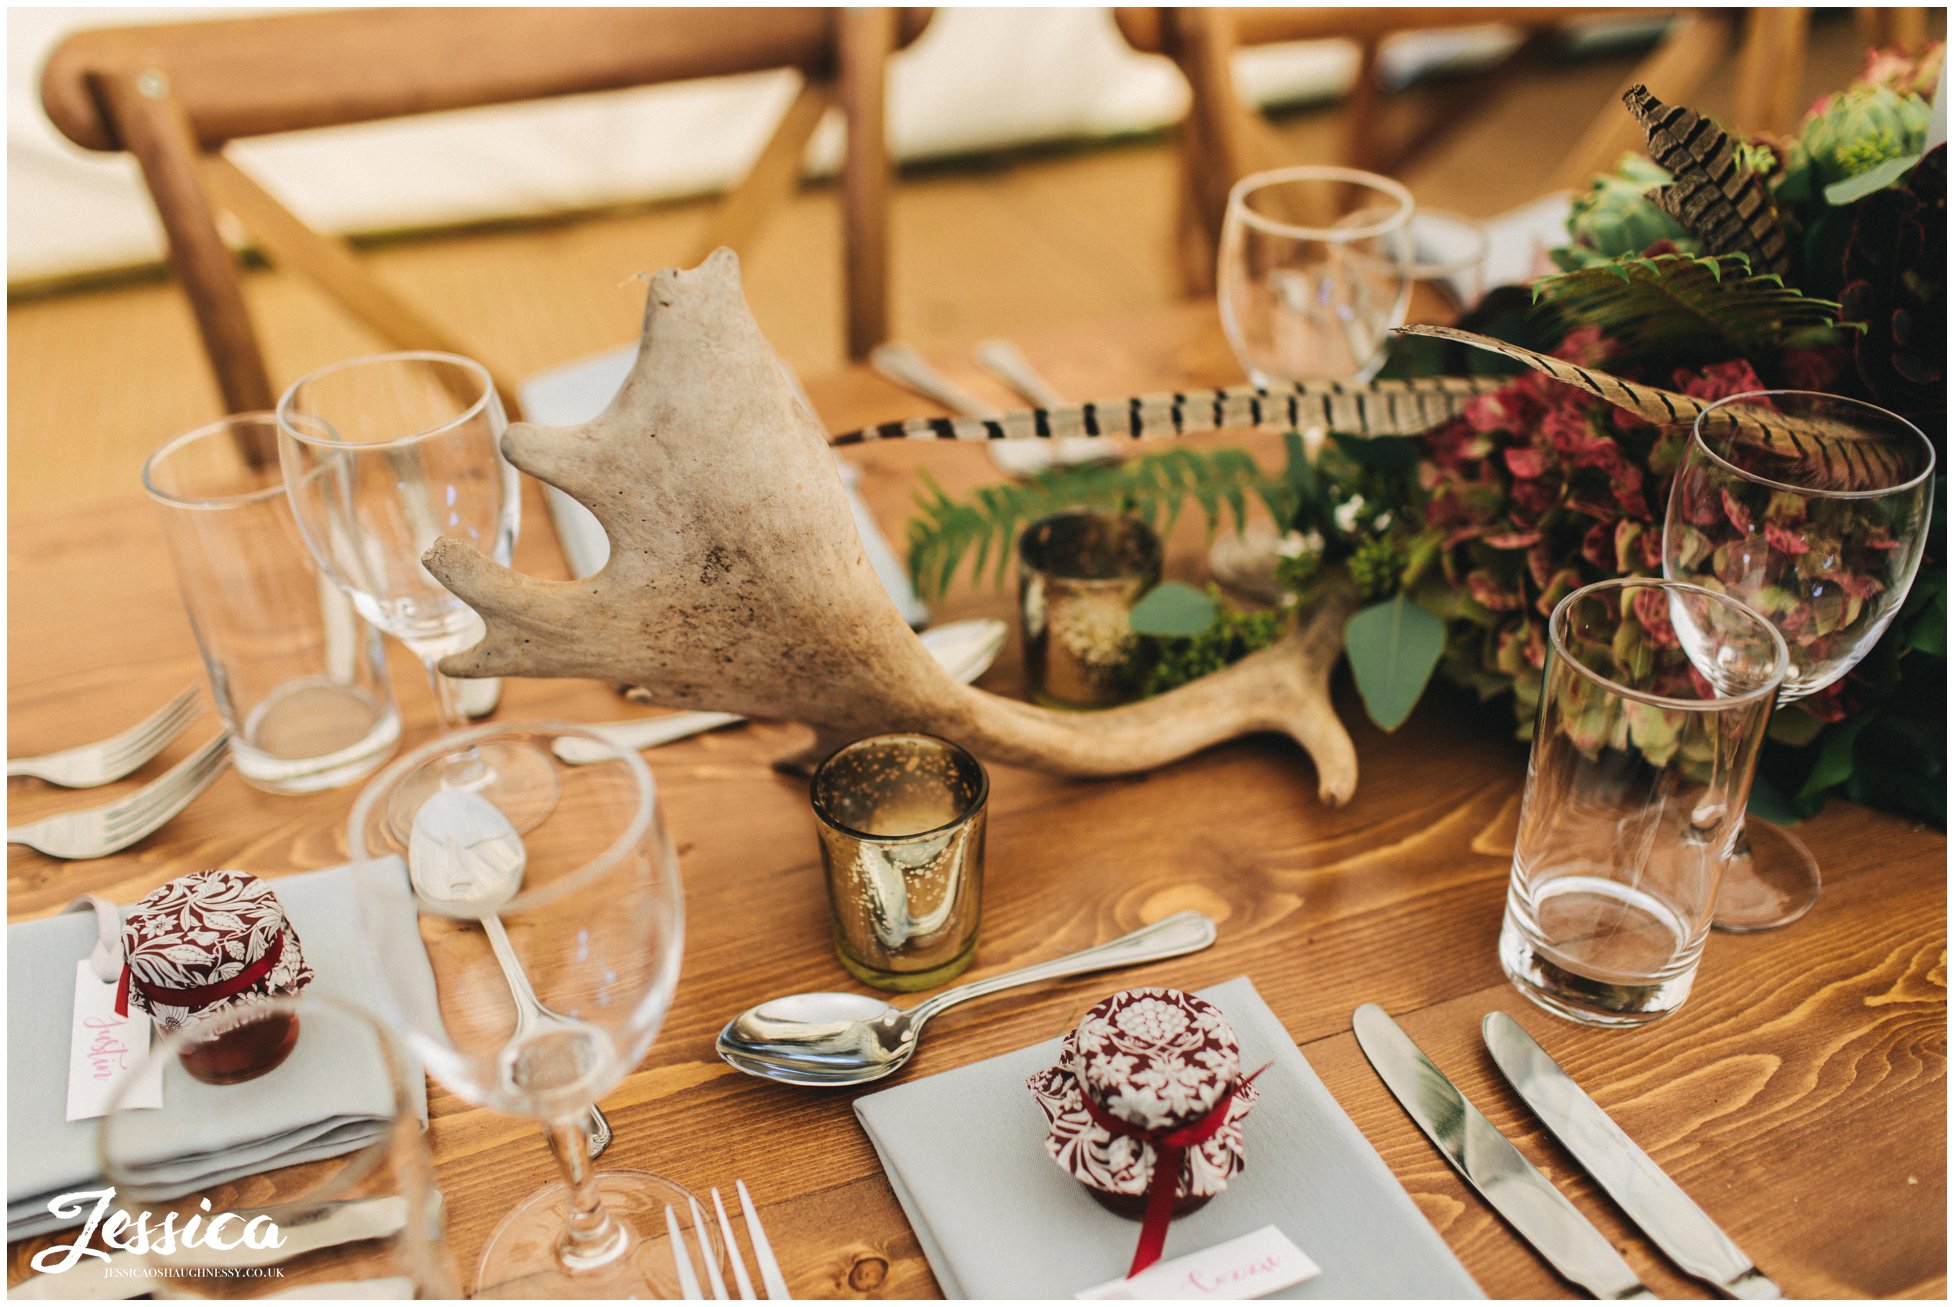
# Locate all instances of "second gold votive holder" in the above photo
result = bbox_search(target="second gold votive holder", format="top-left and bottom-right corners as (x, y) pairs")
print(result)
(1018, 509), (1163, 709)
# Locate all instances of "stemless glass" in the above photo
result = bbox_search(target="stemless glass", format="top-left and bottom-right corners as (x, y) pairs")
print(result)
(99, 995), (459, 1298)
(143, 414), (401, 793)
(1663, 390), (1936, 929)
(348, 722), (715, 1298)
(1499, 579), (1787, 1026)
(277, 352), (554, 831)
(1218, 165), (1414, 385)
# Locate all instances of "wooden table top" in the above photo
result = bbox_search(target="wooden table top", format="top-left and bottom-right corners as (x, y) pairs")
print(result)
(8, 302), (1946, 1299)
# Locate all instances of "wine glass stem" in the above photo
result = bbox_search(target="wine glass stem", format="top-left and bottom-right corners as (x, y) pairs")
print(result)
(423, 657), (472, 734)
(545, 1115), (629, 1273)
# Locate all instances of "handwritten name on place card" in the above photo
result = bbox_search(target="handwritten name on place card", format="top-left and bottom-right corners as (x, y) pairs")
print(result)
(68, 960), (164, 1121)
(1077, 1226), (1322, 1301)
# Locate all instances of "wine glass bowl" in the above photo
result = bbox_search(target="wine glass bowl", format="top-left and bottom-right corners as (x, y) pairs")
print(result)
(349, 722), (713, 1296)
(1662, 390), (1936, 930)
(1218, 165), (1414, 385)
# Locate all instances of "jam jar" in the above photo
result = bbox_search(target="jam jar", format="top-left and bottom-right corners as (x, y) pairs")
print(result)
(119, 869), (313, 1085)
(1027, 987), (1258, 1219)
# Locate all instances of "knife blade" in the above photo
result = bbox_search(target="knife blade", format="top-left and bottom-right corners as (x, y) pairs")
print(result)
(1483, 1012), (1781, 1299)
(8, 1195), (412, 1300)
(1352, 1004), (1654, 1300)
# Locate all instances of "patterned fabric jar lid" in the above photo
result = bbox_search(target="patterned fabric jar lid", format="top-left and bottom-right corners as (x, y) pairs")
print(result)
(119, 869), (313, 1032)
(1027, 987), (1257, 1199)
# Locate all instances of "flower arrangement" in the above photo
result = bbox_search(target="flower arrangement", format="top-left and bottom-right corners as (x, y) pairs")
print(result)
(905, 45), (1946, 824)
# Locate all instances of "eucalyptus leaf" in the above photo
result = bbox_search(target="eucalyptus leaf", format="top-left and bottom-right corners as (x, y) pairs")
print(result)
(1345, 595), (1446, 731)
(1823, 153), (1922, 206)
(1129, 582), (1217, 638)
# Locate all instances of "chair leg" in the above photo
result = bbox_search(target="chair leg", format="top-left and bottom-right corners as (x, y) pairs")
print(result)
(93, 67), (273, 414)
(838, 8), (895, 361)
(1734, 8), (1810, 137)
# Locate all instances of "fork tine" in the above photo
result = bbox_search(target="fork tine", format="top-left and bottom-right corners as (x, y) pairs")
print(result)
(689, 1197), (730, 1299)
(665, 1205), (703, 1300)
(712, 1188), (756, 1301)
(104, 736), (230, 837)
(736, 1180), (791, 1300)
(111, 687), (203, 764)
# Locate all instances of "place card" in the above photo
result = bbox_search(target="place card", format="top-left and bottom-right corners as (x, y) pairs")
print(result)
(67, 960), (163, 1122)
(1075, 1225), (1321, 1300)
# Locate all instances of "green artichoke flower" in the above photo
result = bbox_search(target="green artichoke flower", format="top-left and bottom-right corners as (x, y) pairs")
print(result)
(1795, 85), (1931, 188)
(1554, 155), (1700, 271)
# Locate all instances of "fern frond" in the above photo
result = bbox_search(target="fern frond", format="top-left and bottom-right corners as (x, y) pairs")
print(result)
(1531, 253), (1843, 360)
(904, 449), (1284, 601)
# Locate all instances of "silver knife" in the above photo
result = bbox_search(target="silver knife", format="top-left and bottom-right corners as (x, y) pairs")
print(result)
(8, 1195), (412, 1300)
(1483, 1012), (1781, 1299)
(1352, 1004), (1655, 1300)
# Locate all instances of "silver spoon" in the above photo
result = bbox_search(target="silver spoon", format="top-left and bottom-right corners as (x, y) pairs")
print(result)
(406, 790), (613, 1158)
(716, 910), (1218, 1087)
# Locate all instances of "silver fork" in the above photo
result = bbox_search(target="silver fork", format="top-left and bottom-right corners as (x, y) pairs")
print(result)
(8, 733), (232, 859)
(7, 684), (203, 787)
(667, 1180), (791, 1300)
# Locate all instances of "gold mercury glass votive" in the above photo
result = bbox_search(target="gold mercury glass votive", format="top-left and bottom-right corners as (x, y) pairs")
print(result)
(811, 733), (989, 991)
(1018, 509), (1164, 709)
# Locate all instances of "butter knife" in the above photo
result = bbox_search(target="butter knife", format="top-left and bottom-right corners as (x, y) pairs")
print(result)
(8, 1195), (412, 1300)
(1484, 1012), (1781, 1299)
(1352, 1004), (1654, 1300)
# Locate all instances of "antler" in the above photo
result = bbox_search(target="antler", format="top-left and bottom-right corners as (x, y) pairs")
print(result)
(425, 249), (1361, 803)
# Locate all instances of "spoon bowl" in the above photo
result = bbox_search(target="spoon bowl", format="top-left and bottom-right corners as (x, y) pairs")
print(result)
(715, 910), (1217, 1087)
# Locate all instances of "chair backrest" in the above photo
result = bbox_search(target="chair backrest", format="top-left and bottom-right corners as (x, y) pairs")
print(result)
(41, 7), (934, 413)
(1112, 6), (1759, 293)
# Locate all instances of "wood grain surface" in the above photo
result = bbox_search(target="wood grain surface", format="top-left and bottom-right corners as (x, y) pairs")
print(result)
(7, 304), (1945, 1298)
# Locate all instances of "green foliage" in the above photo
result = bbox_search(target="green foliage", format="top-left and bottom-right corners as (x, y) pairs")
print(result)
(1553, 154), (1699, 272)
(1128, 581), (1217, 638)
(1344, 594), (1447, 732)
(1134, 589), (1290, 698)
(904, 448), (1284, 601)
(1531, 253), (1848, 363)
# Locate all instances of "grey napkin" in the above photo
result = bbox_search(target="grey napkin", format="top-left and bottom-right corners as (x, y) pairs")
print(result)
(855, 976), (1482, 1299)
(6, 858), (439, 1238)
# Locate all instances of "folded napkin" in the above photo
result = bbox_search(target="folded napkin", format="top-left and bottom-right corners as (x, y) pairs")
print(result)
(6, 858), (440, 1239)
(855, 976), (1482, 1300)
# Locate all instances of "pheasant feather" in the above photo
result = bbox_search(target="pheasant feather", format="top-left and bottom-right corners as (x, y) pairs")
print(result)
(1395, 325), (1915, 489)
(828, 376), (1502, 446)
(1622, 84), (1789, 277)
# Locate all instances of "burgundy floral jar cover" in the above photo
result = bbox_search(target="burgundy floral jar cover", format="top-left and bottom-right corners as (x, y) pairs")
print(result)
(116, 868), (313, 1030)
(1028, 987), (1260, 1275)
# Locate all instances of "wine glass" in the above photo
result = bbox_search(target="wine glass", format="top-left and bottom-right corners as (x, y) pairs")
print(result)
(277, 352), (555, 833)
(1662, 390), (1936, 929)
(348, 721), (717, 1297)
(1218, 165), (1414, 386)
(99, 995), (461, 1297)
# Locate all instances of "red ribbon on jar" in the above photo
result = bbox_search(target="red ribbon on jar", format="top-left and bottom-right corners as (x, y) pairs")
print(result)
(1078, 1064), (1267, 1277)
(114, 928), (285, 1019)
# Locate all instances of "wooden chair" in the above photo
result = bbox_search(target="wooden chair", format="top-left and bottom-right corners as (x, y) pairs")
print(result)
(1114, 7), (1763, 292)
(40, 7), (933, 415)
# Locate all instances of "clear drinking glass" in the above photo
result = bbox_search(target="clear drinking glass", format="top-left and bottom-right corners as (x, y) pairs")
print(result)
(142, 414), (400, 794)
(348, 722), (715, 1298)
(1662, 391), (1936, 929)
(276, 353), (553, 832)
(1499, 579), (1787, 1027)
(99, 995), (460, 1297)
(812, 733), (990, 991)
(1218, 165), (1414, 385)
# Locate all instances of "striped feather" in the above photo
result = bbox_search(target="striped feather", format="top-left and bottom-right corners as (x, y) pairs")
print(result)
(828, 376), (1502, 447)
(1394, 325), (1915, 489)
(1623, 84), (1789, 277)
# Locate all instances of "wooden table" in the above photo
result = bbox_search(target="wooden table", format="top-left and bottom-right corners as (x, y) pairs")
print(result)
(9, 304), (1946, 1298)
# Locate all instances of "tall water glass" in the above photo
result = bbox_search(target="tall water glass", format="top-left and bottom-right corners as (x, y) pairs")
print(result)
(1663, 390), (1936, 929)
(277, 353), (553, 831)
(348, 723), (715, 1297)
(142, 414), (399, 793)
(1218, 165), (1413, 385)
(1499, 579), (1787, 1027)
(99, 995), (460, 1297)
